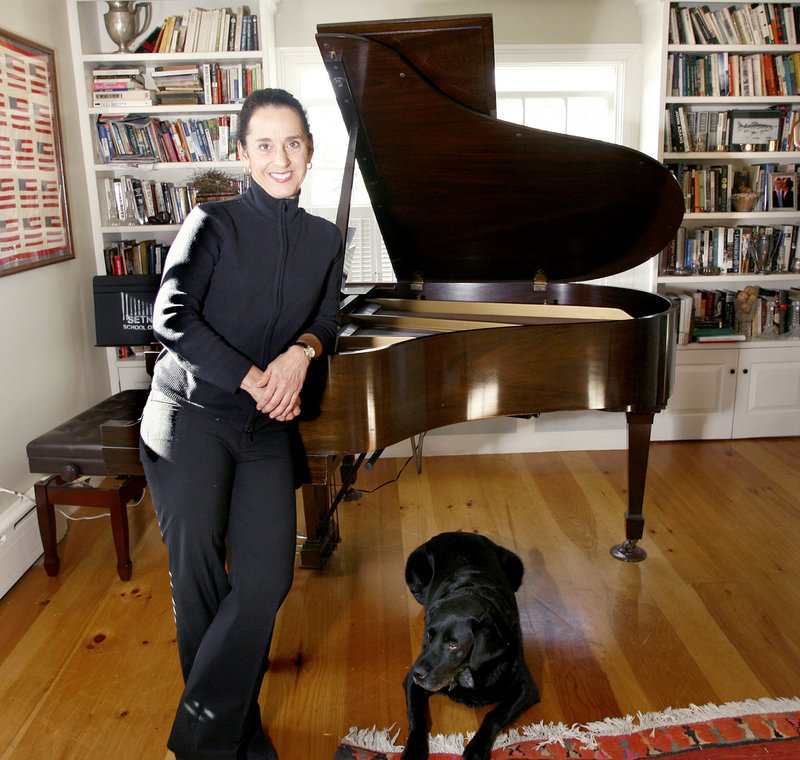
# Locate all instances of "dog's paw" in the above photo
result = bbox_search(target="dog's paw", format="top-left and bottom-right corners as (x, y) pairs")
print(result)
(400, 735), (429, 760)
(462, 737), (492, 760)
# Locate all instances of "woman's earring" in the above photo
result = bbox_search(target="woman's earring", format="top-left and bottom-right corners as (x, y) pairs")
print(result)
(243, 165), (251, 176)
(307, 162), (313, 170)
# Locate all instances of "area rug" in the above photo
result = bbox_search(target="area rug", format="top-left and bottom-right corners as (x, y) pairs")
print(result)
(334, 696), (800, 759)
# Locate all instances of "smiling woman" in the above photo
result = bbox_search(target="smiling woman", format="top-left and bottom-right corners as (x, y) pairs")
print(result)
(237, 91), (315, 200)
(138, 87), (344, 760)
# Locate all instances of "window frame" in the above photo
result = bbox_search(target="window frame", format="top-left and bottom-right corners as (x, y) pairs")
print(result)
(494, 44), (643, 150)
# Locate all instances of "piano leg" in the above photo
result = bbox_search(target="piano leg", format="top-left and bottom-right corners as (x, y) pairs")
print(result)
(298, 455), (342, 569)
(610, 411), (655, 563)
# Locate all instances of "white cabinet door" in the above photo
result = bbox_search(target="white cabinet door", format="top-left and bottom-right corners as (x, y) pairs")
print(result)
(732, 346), (800, 439)
(652, 348), (738, 441)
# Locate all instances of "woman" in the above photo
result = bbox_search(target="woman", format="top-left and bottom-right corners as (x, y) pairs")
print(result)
(139, 88), (343, 760)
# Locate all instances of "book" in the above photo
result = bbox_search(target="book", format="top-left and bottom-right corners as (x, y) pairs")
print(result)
(152, 65), (201, 78)
(134, 26), (162, 53)
(92, 66), (144, 78)
(93, 89), (154, 107)
(92, 79), (144, 91)
(695, 333), (746, 342)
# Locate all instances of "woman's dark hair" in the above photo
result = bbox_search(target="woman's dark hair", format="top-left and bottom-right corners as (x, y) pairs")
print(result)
(237, 88), (312, 146)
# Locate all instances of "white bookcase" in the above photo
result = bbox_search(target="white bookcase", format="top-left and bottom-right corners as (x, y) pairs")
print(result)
(651, 0), (800, 439)
(66, 0), (279, 391)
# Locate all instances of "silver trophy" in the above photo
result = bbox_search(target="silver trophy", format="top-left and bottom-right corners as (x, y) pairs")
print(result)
(103, 1), (152, 53)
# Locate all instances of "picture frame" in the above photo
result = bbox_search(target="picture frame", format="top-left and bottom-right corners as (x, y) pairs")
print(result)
(769, 172), (797, 211)
(728, 109), (782, 152)
(0, 28), (73, 277)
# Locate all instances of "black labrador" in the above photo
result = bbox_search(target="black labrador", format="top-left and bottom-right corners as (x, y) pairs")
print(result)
(401, 532), (540, 760)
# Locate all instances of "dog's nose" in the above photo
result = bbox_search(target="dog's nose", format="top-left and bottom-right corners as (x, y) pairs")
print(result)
(412, 666), (427, 681)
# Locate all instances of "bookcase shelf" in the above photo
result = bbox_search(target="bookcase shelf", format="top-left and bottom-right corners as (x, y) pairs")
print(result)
(652, 1), (800, 439)
(67, 0), (278, 391)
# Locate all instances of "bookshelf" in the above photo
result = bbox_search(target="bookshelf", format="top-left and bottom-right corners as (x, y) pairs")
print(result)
(651, 1), (800, 440)
(66, 0), (279, 391)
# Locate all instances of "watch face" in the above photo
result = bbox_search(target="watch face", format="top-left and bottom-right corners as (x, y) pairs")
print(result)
(296, 342), (315, 359)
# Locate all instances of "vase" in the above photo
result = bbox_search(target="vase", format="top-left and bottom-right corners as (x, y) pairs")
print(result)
(103, 1), (151, 53)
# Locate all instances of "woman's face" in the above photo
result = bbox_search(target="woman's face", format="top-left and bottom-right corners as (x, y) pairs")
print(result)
(238, 105), (313, 199)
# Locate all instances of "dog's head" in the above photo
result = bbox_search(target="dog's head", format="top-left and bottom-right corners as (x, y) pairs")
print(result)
(405, 532), (524, 605)
(410, 596), (507, 693)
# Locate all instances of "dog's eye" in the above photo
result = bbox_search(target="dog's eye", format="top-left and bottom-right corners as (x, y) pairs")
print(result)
(447, 641), (458, 650)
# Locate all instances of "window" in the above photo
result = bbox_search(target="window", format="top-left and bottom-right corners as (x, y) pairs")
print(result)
(279, 44), (644, 288)
(495, 64), (619, 143)
(494, 45), (650, 290)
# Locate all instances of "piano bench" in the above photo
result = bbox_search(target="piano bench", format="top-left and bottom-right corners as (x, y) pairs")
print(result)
(26, 390), (149, 581)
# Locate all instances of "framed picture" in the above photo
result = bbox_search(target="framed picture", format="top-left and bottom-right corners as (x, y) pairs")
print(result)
(769, 172), (797, 211)
(728, 109), (782, 152)
(0, 28), (73, 277)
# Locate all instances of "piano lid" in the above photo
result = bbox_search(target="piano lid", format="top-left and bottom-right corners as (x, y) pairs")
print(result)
(316, 15), (684, 284)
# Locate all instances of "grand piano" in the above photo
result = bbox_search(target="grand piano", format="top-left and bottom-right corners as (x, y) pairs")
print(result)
(289, 14), (684, 568)
(98, 14), (684, 572)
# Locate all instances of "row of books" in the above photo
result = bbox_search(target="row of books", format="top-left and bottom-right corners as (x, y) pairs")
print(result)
(103, 237), (169, 276)
(104, 174), (247, 228)
(672, 286), (800, 344)
(96, 115), (240, 164)
(149, 63), (263, 105)
(142, 7), (258, 54)
(91, 64), (261, 108)
(665, 162), (795, 213)
(668, 51), (800, 97)
(660, 224), (799, 275)
(665, 106), (800, 152)
(668, 3), (800, 46)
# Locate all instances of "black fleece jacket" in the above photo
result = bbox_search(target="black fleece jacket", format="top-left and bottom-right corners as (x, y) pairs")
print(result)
(150, 182), (343, 431)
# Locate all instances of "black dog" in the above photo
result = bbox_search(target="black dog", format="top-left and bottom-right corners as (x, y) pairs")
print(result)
(401, 532), (540, 760)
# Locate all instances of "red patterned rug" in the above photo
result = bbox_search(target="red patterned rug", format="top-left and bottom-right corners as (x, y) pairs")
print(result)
(334, 697), (800, 759)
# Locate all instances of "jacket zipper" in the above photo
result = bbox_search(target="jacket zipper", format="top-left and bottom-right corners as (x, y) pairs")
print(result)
(244, 200), (291, 435)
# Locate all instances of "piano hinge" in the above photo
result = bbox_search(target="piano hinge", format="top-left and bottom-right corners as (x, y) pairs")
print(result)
(533, 269), (548, 292)
(410, 273), (424, 296)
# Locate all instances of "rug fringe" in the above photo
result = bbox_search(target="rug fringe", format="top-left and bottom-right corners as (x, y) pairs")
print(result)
(340, 695), (800, 753)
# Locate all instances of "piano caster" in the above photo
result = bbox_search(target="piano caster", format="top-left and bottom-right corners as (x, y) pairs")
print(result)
(610, 539), (647, 563)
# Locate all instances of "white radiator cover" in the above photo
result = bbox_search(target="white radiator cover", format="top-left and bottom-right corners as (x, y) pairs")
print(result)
(0, 491), (67, 599)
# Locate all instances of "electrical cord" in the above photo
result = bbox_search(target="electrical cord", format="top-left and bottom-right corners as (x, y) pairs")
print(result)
(357, 454), (415, 494)
(0, 486), (36, 508)
(0, 481), (147, 523)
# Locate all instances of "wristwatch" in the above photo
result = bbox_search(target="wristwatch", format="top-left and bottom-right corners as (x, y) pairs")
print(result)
(292, 341), (316, 360)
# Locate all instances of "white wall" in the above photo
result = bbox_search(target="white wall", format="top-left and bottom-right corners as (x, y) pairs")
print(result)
(276, 0), (642, 46)
(0, 0), (108, 513)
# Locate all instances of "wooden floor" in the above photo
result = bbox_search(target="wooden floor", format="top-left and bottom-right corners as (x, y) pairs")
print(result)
(1, 438), (799, 759)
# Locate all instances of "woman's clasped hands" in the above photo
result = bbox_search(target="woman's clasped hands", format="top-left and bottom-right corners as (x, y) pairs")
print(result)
(240, 349), (308, 421)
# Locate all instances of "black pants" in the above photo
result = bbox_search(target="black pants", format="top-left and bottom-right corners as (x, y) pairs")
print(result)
(140, 392), (296, 760)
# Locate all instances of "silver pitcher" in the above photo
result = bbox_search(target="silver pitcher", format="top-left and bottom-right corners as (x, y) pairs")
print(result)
(103, 1), (152, 53)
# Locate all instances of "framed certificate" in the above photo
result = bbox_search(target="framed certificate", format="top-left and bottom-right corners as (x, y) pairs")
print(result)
(0, 28), (73, 276)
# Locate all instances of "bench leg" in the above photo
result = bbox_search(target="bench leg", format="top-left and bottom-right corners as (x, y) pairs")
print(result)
(32, 475), (146, 581)
(108, 480), (141, 581)
(33, 475), (62, 577)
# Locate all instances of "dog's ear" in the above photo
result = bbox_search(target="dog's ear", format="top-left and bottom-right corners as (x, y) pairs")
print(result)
(469, 615), (506, 670)
(495, 545), (524, 592)
(405, 545), (434, 604)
